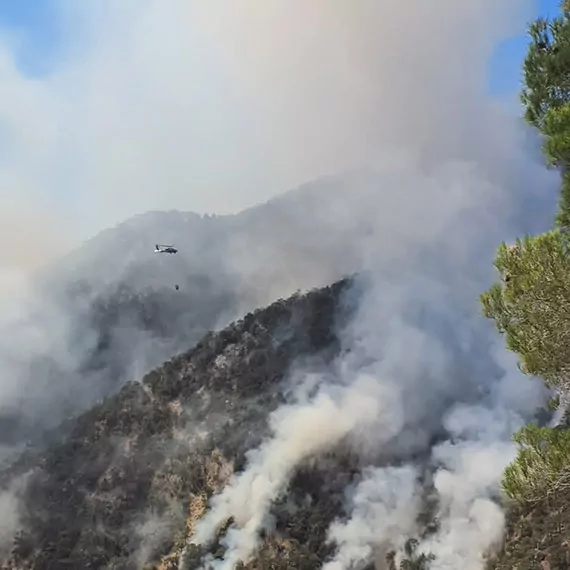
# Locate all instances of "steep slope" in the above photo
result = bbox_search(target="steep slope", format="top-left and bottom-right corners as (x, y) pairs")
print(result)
(0, 161), (557, 569)
(0, 271), (240, 450)
(0, 276), (560, 570)
(0, 278), (354, 570)
(487, 492), (570, 569)
(6, 160), (548, 455)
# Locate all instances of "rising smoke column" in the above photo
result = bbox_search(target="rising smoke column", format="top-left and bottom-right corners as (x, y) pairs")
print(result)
(186, 152), (552, 569)
(189, 371), (405, 570)
(322, 465), (421, 570)
(0, 0), (554, 434)
(0, 0), (560, 567)
(176, 1), (558, 567)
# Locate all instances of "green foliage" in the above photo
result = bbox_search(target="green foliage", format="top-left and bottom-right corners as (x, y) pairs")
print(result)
(479, 0), (570, 552)
(521, 2), (570, 229)
(542, 103), (570, 166)
(521, 3), (570, 132)
(557, 172), (570, 230)
(480, 230), (570, 390)
(548, 393), (561, 411)
(541, 106), (570, 228)
(502, 423), (570, 504)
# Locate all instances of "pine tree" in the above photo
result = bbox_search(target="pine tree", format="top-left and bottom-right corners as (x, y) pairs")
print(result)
(521, 1), (570, 228)
(480, 231), (570, 392)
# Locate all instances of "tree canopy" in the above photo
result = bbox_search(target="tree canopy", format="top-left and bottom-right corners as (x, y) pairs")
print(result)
(521, 0), (570, 228)
(521, 5), (570, 132)
(481, 0), (570, 506)
(480, 231), (570, 392)
(502, 422), (570, 503)
(483, 0), (570, 393)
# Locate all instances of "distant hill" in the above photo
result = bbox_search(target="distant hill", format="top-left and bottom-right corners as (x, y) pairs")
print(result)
(0, 171), (377, 457)
(1, 157), (553, 455)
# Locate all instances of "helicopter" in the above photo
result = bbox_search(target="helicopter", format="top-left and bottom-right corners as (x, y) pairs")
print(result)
(154, 244), (178, 254)
(153, 244), (180, 289)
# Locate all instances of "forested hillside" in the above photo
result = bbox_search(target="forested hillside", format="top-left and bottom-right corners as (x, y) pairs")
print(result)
(0, 279), (355, 569)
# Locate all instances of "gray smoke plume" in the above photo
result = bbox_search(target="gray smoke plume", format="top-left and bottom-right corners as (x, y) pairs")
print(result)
(0, 0), (554, 433)
(0, 0), (562, 566)
(185, 156), (555, 568)
(323, 466), (421, 570)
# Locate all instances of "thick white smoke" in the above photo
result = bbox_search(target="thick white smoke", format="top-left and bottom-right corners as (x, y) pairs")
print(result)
(186, 156), (552, 566)
(322, 465), (421, 570)
(182, 64), (556, 570)
(191, 372), (403, 569)
(187, 199), (551, 568)
(0, 0), (543, 238)
(0, 0), (552, 420)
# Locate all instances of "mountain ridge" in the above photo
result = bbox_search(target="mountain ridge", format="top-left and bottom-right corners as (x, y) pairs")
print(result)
(0, 276), (354, 570)
(0, 171), (376, 456)
(0, 165), (562, 569)
(0, 271), (566, 569)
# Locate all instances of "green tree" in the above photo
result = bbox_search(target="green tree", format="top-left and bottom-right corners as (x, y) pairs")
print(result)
(502, 423), (570, 503)
(521, 1), (570, 228)
(482, 0), (570, 509)
(521, 7), (570, 130)
(479, 230), (570, 392)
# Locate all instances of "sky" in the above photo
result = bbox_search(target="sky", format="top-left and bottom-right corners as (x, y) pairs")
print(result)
(0, 0), (66, 76)
(0, 0), (562, 260)
(0, 0), (560, 98)
(487, 0), (561, 99)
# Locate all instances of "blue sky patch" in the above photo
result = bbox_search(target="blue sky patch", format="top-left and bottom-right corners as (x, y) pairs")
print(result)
(0, 0), (66, 76)
(487, 0), (561, 99)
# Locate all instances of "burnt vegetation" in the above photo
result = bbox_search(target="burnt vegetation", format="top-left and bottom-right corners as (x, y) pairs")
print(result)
(0, 273), (492, 570)
(0, 256), (561, 568)
(0, 278), (363, 569)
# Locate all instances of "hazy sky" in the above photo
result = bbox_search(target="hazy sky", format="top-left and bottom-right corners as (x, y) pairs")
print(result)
(0, 1), (559, 92)
(0, 0), (560, 260)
